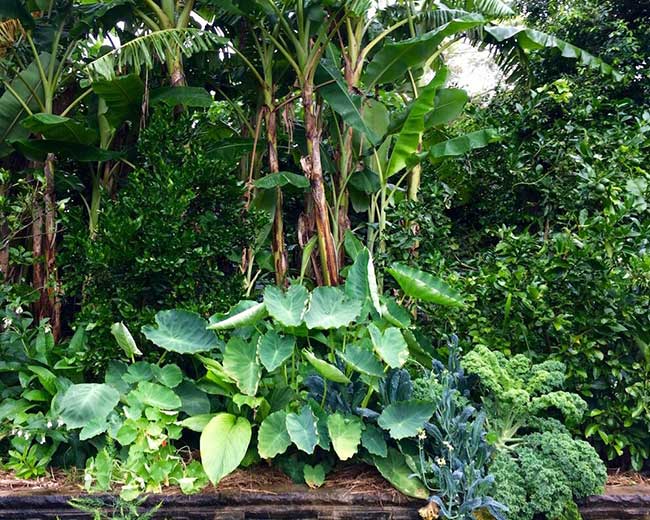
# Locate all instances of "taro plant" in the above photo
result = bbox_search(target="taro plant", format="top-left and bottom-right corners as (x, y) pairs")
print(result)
(140, 247), (465, 497)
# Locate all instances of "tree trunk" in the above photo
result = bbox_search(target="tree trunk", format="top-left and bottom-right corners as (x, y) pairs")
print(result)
(0, 182), (8, 282)
(301, 81), (339, 286)
(42, 155), (61, 341)
(265, 108), (288, 286)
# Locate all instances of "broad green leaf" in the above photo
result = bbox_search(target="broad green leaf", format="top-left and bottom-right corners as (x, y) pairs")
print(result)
(110, 322), (142, 359)
(134, 381), (182, 409)
(368, 324), (409, 369)
(429, 128), (500, 159)
(258, 330), (295, 372)
(378, 400), (435, 440)
(233, 394), (270, 416)
(22, 113), (97, 145)
(0, 53), (51, 157)
(286, 405), (319, 454)
(176, 381), (211, 416)
(485, 26), (620, 79)
(362, 424), (388, 457)
(205, 137), (256, 161)
(79, 417), (110, 441)
(327, 413), (363, 461)
(223, 337), (261, 396)
(208, 301), (267, 330)
(153, 364), (183, 388)
(344, 248), (382, 316)
(264, 285), (308, 327)
(363, 17), (486, 87)
(59, 384), (120, 429)
(200, 413), (251, 485)
(316, 60), (384, 145)
(341, 343), (385, 377)
(92, 74), (144, 128)
(386, 69), (448, 178)
(180, 413), (215, 432)
(258, 410), (291, 459)
(255, 171), (310, 190)
(303, 464), (326, 488)
(388, 263), (464, 307)
(143, 309), (220, 353)
(303, 350), (350, 384)
(9, 139), (124, 162)
(373, 448), (429, 499)
(344, 230), (365, 260)
(150, 86), (213, 107)
(303, 287), (362, 330)
(122, 361), (154, 384)
(27, 365), (59, 395)
(426, 88), (468, 127)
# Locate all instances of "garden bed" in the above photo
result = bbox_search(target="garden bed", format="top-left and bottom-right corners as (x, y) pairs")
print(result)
(1, 468), (650, 520)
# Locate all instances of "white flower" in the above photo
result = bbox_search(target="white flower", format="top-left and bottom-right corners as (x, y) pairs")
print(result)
(57, 418), (64, 427)
(10, 428), (16, 435)
(43, 324), (52, 334)
(435, 457), (447, 467)
(16, 430), (23, 438)
(2, 317), (12, 328)
(47, 421), (53, 428)
(15, 306), (23, 315)
(443, 441), (454, 451)
(417, 429), (427, 440)
(40, 436), (46, 444)
(24, 432), (30, 440)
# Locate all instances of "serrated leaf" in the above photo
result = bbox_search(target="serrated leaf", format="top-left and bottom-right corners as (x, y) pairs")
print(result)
(368, 324), (409, 369)
(304, 287), (362, 330)
(200, 413), (251, 485)
(286, 405), (319, 454)
(378, 400), (435, 440)
(264, 285), (308, 327)
(327, 413), (363, 461)
(258, 410), (291, 459)
(303, 350), (350, 384)
(143, 309), (220, 353)
(258, 331), (295, 372)
(388, 263), (464, 307)
(223, 337), (261, 396)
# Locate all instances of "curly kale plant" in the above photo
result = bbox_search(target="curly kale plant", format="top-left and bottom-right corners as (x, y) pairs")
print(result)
(462, 345), (587, 448)
(462, 345), (607, 519)
(490, 431), (607, 520)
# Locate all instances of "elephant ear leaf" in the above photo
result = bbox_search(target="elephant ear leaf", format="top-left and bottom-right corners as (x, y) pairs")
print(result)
(373, 447), (429, 499)
(388, 263), (464, 307)
(143, 309), (220, 354)
(200, 413), (251, 485)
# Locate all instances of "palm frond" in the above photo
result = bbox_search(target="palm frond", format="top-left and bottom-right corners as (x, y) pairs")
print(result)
(86, 28), (226, 80)
(432, 0), (514, 19)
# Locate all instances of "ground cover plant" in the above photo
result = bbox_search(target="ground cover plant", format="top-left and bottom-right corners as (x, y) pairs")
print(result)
(0, 0), (646, 519)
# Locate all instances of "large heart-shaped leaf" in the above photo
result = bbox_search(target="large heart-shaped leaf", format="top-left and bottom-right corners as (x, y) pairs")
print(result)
(387, 263), (464, 307)
(327, 413), (363, 461)
(303, 350), (350, 384)
(264, 285), (308, 327)
(258, 410), (291, 459)
(378, 400), (435, 440)
(286, 405), (319, 454)
(304, 287), (362, 330)
(200, 413), (251, 485)
(142, 310), (219, 354)
(133, 381), (182, 409)
(258, 330), (295, 372)
(373, 448), (429, 499)
(208, 301), (267, 330)
(59, 384), (120, 429)
(341, 343), (385, 377)
(223, 337), (261, 396)
(368, 324), (409, 369)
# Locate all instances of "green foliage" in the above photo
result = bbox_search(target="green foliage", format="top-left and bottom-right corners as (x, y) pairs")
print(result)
(490, 432), (607, 520)
(61, 108), (254, 373)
